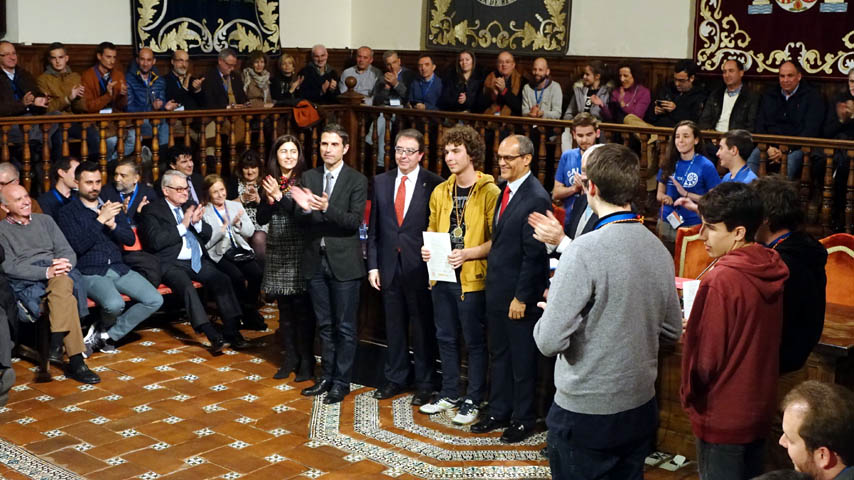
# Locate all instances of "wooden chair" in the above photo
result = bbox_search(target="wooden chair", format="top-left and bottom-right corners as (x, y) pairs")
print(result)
(673, 224), (713, 279)
(818, 233), (854, 306)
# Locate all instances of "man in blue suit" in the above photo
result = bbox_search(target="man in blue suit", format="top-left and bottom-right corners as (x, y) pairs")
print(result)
(471, 135), (551, 442)
(367, 129), (444, 405)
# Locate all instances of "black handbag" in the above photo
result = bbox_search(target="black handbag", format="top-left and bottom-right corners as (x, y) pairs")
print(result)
(223, 246), (255, 263)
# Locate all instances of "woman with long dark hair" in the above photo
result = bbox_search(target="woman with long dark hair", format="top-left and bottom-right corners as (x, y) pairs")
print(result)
(258, 135), (314, 381)
(227, 150), (268, 262)
(439, 50), (483, 112)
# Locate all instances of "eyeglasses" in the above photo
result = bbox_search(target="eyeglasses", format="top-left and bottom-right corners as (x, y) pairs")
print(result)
(165, 185), (189, 193)
(496, 154), (523, 163)
(394, 147), (419, 156)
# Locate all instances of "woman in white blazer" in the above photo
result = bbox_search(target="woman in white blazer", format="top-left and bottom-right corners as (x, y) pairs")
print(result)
(202, 174), (266, 330)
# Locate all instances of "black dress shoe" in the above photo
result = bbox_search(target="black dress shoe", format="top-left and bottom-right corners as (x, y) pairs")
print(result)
(471, 416), (510, 434)
(410, 390), (433, 406)
(500, 421), (534, 443)
(301, 378), (331, 396)
(372, 383), (403, 400)
(66, 364), (101, 384)
(323, 384), (349, 404)
(241, 311), (268, 331)
(224, 333), (250, 349)
(208, 336), (225, 354)
(48, 344), (64, 365)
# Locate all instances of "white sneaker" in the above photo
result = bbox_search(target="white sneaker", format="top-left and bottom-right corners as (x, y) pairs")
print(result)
(418, 397), (459, 415)
(452, 399), (479, 425)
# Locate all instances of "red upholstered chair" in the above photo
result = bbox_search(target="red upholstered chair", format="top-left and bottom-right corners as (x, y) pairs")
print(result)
(553, 206), (566, 227)
(818, 233), (854, 306)
(673, 224), (713, 279)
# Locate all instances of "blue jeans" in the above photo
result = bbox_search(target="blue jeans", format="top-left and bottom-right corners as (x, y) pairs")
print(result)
(307, 256), (361, 389)
(747, 146), (804, 180)
(122, 119), (170, 155)
(430, 281), (487, 403)
(83, 267), (163, 341)
(696, 438), (765, 480)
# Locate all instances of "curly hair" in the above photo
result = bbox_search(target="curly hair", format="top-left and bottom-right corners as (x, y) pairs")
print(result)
(440, 125), (484, 169)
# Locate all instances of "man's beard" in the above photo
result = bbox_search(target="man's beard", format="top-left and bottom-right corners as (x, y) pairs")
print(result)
(83, 191), (101, 202)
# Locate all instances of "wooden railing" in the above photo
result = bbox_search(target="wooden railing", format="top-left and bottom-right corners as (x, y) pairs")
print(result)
(3, 103), (854, 234)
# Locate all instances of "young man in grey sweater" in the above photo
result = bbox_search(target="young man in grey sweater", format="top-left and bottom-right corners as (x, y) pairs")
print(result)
(534, 143), (682, 479)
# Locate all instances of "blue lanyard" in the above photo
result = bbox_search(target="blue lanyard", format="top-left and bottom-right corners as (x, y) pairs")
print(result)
(420, 76), (435, 97)
(120, 184), (139, 223)
(95, 67), (109, 94)
(594, 212), (641, 230)
(766, 232), (791, 249)
(212, 204), (237, 247)
(51, 188), (67, 205)
(674, 154), (698, 186)
(534, 79), (550, 106)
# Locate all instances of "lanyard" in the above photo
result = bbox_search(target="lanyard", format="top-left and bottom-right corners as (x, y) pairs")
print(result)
(733, 164), (750, 182)
(95, 67), (109, 94)
(212, 204), (237, 247)
(675, 154), (698, 186)
(594, 212), (642, 230)
(120, 184), (139, 223)
(52, 188), (67, 205)
(766, 232), (792, 249)
(534, 79), (550, 106)
(420, 76), (435, 96)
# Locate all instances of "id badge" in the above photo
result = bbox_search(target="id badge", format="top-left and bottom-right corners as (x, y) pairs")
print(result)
(389, 98), (401, 107)
(666, 211), (683, 229)
(99, 107), (113, 114)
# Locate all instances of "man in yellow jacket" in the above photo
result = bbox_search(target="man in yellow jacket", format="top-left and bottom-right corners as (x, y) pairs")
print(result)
(419, 125), (500, 425)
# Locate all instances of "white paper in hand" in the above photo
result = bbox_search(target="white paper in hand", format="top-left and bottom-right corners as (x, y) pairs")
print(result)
(682, 280), (701, 319)
(422, 232), (456, 283)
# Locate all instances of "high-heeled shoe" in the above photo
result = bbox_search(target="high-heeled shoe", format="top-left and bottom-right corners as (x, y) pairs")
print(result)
(273, 351), (299, 379)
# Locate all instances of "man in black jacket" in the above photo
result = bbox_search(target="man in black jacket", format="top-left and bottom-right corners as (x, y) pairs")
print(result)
(471, 135), (550, 442)
(698, 59), (760, 133)
(164, 50), (204, 111)
(645, 59), (707, 128)
(367, 129), (443, 405)
(749, 61), (826, 179)
(293, 124), (367, 405)
(753, 175), (827, 374)
(298, 45), (339, 104)
(138, 170), (248, 353)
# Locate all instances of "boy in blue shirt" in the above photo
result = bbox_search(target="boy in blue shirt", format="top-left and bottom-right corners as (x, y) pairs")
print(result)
(554, 113), (599, 222)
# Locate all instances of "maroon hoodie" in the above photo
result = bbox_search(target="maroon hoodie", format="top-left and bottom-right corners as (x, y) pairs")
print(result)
(680, 244), (789, 444)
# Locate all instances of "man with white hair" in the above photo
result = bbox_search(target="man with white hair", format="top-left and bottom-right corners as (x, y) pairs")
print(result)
(0, 163), (42, 220)
(298, 44), (339, 104)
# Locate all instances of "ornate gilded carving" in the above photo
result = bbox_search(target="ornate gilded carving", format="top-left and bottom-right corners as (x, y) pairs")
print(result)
(427, 0), (568, 53)
(134, 0), (280, 55)
(696, 0), (853, 75)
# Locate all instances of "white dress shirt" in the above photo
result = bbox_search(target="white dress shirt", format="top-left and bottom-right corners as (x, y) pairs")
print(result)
(167, 199), (203, 260)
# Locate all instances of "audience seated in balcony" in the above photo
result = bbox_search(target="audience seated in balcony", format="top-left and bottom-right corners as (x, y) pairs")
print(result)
(483, 50), (526, 117)
(749, 61), (826, 179)
(56, 161), (163, 355)
(563, 60), (611, 121)
(298, 44), (339, 105)
(644, 59), (707, 128)
(371, 50), (414, 108)
(822, 70), (854, 230)
(698, 59), (759, 133)
(0, 184), (99, 384)
(339, 46), (381, 105)
(201, 48), (247, 148)
(521, 58), (562, 120)
(126, 47), (175, 156)
(602, 62), (650, 124)
(201, 173), (266, 331)
(242, 50), (274, 109)
(80, 41), (128, 160)
(164, 49), (205, 111)
(270, 54), (303, 107)
(409, 54), (443, 111)
(438, 50), (484, 113)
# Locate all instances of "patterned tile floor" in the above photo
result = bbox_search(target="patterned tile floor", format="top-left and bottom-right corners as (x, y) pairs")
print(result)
(0, 305), (698, 479)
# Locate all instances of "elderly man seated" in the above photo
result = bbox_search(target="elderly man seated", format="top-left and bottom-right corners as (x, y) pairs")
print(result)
(0, 184), (99, 384)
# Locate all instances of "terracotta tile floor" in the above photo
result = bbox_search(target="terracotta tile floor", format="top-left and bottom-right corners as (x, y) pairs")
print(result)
(0, 306), (698, 479)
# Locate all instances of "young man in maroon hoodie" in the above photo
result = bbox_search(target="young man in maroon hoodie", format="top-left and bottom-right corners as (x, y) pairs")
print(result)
(681, 182), (789, 480)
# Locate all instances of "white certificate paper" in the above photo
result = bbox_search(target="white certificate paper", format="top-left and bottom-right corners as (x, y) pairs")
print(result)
(682, 279), (701, 319)
(422, 232), (456, 283)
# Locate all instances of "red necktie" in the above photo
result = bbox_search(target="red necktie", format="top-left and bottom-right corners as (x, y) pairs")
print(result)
(498, 184), (510, 219)
(395, 175), (407, 226)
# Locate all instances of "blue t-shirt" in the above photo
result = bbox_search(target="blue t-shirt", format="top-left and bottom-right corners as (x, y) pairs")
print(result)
(555, 148), (582, 217)
(657, 154), (720, 227)
(722, 164), (758, 184)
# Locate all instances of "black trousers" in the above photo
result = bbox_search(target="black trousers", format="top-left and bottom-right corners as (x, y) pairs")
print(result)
(215, 257), (262, 308)
(485, 301), (540, 427)
(381, 259), (436, 390)
(161, 258), (241, 335)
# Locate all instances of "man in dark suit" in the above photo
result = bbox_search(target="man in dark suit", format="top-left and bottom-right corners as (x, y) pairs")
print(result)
(137, 169), (248, 353)
(367, 129), (444, 405)
(100, 157), (161, 286)
(292, 124), (368, 405)
(201, 48), (248, 110)
(157, 146), (204, 207)
(470, 135), (550, 443)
